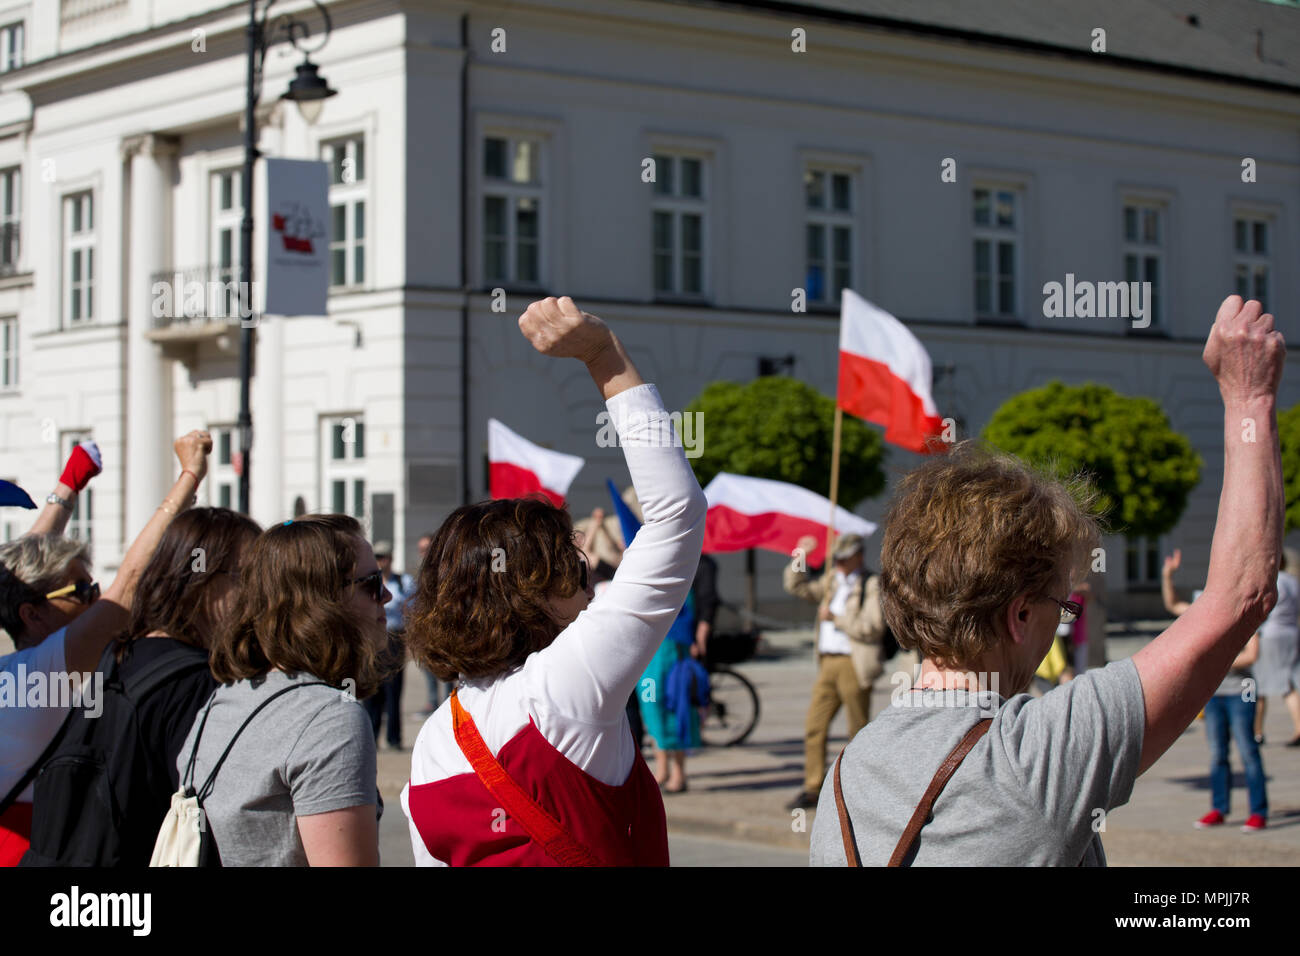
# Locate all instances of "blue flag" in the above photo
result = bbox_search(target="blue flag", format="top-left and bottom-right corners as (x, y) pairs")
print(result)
(606, 478), (642, 549)
(0, 480), (36, 509)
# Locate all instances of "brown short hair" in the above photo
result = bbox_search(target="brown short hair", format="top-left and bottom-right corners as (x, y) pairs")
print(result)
(209, 514), (386, 696)
(405, 497), (585, 681)
(120, 508), (261, 655)
(880, 441), (1102, 670)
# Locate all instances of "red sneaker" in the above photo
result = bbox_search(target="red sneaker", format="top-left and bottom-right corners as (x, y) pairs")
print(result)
(1194, 810), (1225, 828)
(1241, 814), (1266, 832)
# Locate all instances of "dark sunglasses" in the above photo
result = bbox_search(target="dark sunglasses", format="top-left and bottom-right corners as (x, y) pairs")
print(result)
(349, 570), (386, 603)
(45, 579), (100, 606)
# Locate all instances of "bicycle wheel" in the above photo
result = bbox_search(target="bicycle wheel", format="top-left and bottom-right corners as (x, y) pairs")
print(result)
(700, 666), (760, 747)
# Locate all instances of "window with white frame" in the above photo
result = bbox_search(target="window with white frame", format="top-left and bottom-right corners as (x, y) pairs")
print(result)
(973, 186), (1019, 319)
(1123, 201), (1164, 328)
(210, 169), (242, 317)
(63, 192), (94, 325)
(210, 425), (237, 509)
(61, 431), (93, 542)
(1233, 215), (1271, 311)
(323, 415), (366, 524)
(482, 135), (542, 287)
(0, 23), (23, 73)
(0, 166), (19, 272)
(804, 167), (854, 305)
(0, 316), (14, 388)
(651, 153), (706, 297)
(323, 137), (366, 288)
(1126, 535), (1162, 587)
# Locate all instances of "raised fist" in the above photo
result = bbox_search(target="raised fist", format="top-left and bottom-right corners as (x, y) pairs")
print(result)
(795, 535), (818, 556)
(1203, 296), (1285, 404)
(174, 430), (213, 483)
(518, 296), (612, 364)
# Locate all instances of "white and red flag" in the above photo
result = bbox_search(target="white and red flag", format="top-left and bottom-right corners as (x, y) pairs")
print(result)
(487, 419), (585, 507)
(838, 289), (944, 453)
(700, 472), (876, 566)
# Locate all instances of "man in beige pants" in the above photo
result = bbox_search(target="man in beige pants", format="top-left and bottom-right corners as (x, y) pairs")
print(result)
(783, 533), (885, 810)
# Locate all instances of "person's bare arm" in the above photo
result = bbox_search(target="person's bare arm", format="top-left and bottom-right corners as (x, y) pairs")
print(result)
(29, 481), (78, 537)
(297, 806), (380, 866)
(1160, 550), (1191, 616)
(1133, 296), (1285, 776)
(63, 431), (212, 675)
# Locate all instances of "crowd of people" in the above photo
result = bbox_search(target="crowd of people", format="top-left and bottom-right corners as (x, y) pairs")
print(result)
(0, 293), (1290, 867)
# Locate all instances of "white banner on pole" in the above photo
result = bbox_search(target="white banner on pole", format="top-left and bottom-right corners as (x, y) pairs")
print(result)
(264, 158), (329, 316)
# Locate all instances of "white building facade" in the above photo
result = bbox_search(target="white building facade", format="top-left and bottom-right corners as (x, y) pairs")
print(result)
(0, 0), (1298, 620)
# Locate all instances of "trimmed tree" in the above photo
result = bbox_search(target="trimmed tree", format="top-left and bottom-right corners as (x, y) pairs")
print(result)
(684, 376), (888, 507)
(982, 381), (1201, 537)
(1279, 403), (1300, 532)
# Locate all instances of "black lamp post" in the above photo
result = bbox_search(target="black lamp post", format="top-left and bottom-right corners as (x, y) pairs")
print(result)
(237, 0), (335, 514)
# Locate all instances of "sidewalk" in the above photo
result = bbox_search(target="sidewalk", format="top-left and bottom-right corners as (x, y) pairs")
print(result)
(378, 627), (1300, 865)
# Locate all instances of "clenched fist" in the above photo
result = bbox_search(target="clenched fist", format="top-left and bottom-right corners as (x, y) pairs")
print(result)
(173, 430), (213, 483)
(518, 296), (613, 365)
(1203, 296), (1285, 405)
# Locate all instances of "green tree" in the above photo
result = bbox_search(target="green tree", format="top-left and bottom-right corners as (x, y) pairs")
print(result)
(982, 381), (1201, 537)
(684, 377), (887, 507)
(1279, 403), (1300, 532)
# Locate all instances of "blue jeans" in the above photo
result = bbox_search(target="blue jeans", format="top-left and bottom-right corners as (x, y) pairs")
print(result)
(1204, 694), (1268, 818)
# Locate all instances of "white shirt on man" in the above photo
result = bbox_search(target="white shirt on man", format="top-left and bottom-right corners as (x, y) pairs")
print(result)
(818, 570), (861, 655)
(0, 627), (71, 802)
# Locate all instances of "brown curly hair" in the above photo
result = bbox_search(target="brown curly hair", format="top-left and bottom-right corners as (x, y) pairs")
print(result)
(880, 441), (1103, 671)
(405, 497), (587, 681)
(209, 514), (388, 697)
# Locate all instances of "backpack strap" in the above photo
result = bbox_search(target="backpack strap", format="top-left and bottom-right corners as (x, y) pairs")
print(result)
(887, 718), (992, 867)
(119, 641), (210, 701)
(449, 689), (604, 867)
(189, 679), (331, 803)
(832, 748), (861, 866)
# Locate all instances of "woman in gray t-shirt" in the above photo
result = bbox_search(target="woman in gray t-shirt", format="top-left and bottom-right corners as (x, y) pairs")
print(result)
(178, 514), (393, 866)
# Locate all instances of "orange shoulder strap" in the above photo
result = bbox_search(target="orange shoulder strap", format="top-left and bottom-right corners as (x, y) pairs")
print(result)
(450, 689), (604, 867)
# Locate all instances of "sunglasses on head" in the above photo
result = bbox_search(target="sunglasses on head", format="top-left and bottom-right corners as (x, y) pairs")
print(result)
(349, 570), (386, 603)
(45, 579), (101, 606)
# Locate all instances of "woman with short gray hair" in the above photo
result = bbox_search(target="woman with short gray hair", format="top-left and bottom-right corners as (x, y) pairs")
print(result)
(811, 295), (1285, 866)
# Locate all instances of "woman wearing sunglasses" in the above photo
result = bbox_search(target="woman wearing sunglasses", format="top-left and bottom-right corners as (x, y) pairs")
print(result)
(177, 514), (391, 866)
(402, 297), (707, 866)
(0, 431), (213, 867)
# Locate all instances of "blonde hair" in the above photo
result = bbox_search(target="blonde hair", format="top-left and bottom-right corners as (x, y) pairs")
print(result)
(0, 534), (93, 640)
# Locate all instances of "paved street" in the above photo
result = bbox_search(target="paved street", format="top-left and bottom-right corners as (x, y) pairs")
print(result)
(378, 627), (1300, 866)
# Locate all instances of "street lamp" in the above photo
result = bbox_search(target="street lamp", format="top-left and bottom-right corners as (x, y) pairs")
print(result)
(237, 0), (336, 515)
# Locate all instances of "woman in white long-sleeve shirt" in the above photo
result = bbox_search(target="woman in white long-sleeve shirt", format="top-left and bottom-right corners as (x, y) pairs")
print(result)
(401, 297), (706, 866)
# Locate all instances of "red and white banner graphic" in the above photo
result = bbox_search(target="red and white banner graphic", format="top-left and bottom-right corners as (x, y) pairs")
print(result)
(487, 419), (585, 507)
(700, 472), (876, 566)
(838, 289), (944, 453)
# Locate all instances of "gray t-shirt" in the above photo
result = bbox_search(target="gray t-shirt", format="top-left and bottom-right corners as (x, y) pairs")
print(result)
(810, 658), (1145, 866)
(177, 670), (380, 866)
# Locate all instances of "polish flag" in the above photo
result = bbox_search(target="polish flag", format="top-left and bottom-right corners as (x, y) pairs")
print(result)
(487, 419), (585, 507)
(839, 289), (944, 453)
(700, 472), (876, 566)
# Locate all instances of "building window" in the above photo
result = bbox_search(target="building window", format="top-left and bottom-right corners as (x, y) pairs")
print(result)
(63, 192), (94, 325)
(61, 432), (93, 542)
(210, 170), (242, 317)
(1123, 201), (1163, 327)
(482, 135), (542, 287)
(0, 316), (14, 388)
(1, 477), (18, 542)
(1233, 216), (1270, 311)
(0, 167), (19, 273)
(209, 425), (237, 509)
(0, 23), (23, 73)
(804, 168), (853, 304)
(973, 187), (1019, 319)
(323, 137), (366, 288)
(651, 153), (706, 297)
(1125, 535), (1162, 587)
(323, 415), (366, 524)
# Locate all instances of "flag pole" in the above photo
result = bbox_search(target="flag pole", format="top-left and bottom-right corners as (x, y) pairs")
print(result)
(824, 405), (843, 584)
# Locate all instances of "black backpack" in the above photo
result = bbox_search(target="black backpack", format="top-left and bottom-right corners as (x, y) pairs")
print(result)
(15, 642), (210, 867)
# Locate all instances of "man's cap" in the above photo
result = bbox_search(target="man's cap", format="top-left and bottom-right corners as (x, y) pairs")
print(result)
(833, 534), (864, 560)
(373, 540), (393, 557)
